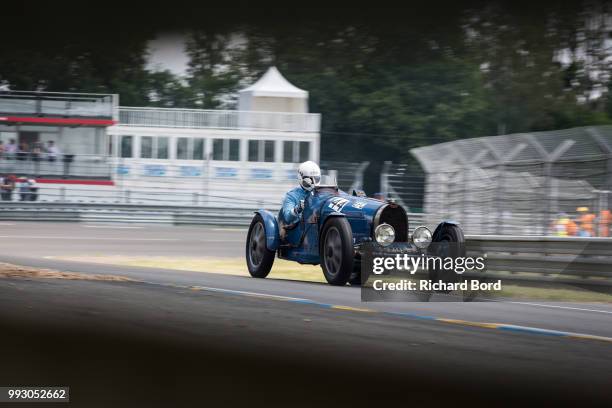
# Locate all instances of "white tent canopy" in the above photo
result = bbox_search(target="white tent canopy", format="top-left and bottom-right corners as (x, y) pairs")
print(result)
(238, 67), (309, 113)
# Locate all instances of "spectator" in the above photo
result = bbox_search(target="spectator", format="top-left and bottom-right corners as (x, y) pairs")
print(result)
(31, 141), (43, 161)
(577, 206), (596, 237)
(17, 142), (29, 161)
(5, 139), (17, 159)
(18, 179), (29, 201)
(19, 178), (37, 201)
(567, 217), (578, 236)
(0, 174), (16, 201)
(598, 209), (610, 237)
(46, 140), (60, 162)
(551, 213), (577, 236)
(28, 179), (38, 201)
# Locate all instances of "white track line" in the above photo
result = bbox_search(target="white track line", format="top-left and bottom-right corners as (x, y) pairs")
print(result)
(508, 301), (612, 315)
(180, 283), (612, 343)
(0, 235), (177, 241)
(84, 225), (144, 229)
(189, 284), (311, 302)
(0, 235), (242, 243)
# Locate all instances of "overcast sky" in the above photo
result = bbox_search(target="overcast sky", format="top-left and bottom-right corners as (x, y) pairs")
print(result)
(146, 33), (189, 76)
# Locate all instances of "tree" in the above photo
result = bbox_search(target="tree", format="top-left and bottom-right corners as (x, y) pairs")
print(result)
(463, 2), (612, 134)
(184, 30), (244, 109)
(145, 70), (193, 108)
(4, 3), (612, 164)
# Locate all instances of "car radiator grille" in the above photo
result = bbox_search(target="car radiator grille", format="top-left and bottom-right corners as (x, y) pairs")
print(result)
(375, 205), (409, 242)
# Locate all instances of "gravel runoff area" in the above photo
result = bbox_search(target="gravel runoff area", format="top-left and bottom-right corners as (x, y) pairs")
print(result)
(0, 261), (134, 282)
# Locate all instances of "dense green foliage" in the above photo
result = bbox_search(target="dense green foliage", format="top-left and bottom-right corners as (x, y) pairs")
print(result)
(2, 4), (612, 163)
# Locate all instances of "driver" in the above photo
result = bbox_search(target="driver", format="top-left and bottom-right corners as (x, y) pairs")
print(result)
(279, 161), (321, 226)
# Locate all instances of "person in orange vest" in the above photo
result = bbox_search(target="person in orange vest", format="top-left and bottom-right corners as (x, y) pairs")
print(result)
(566, 217), (578, 236)
(598, 209), (611, 237)
(552, 213), (576, 236)
(576, 207), (596, 237)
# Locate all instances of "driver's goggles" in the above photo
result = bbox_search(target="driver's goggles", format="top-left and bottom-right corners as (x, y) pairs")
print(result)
(302, 176), (320, 184)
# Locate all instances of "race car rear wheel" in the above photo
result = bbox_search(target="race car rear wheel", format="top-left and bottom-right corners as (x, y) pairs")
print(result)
(320, 217), (353, 286)
(246, 214), (275, 278)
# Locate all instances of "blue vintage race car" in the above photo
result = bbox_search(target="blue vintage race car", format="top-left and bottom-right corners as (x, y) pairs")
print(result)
(245, 175), (465, 286)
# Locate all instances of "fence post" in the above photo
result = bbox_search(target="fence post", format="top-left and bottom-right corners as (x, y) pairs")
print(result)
(202, 152), (211, 206)
(588, 128), (612, 211)
(380, 161), (391, 198)
(60, 187), (66, 203)
(328, 169), (338, 184)
(349, 161), (370, 193)
(608, 161), (612, 211)
(525, 135), (575, 235)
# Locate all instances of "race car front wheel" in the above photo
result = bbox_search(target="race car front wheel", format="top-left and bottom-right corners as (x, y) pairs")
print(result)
(320, 217), (354, 286)
(246, 214), (275, 278)
(428, 223), (475, 301)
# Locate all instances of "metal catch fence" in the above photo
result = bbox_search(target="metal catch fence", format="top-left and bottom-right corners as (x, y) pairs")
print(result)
(404, 126), (612, 236)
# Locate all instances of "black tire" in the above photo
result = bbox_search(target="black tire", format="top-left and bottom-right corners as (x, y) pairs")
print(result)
(246, 214), (275, 278)
(348, 259), (362, 286)
(429, 224), (465, 285)
(434, 223), (466, 256)
(428, 223), (473, 300)
(320, 217), (354, 286)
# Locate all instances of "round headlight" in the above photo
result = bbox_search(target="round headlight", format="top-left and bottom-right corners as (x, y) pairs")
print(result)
(412, 226), (432, 249)
(375, 223), (395, 246)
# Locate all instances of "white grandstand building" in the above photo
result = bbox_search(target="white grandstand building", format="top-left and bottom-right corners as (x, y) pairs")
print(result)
(0, 67), (321, 207)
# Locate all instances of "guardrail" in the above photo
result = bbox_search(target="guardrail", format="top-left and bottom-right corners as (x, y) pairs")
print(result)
(0, 202), (257, 225)
(0, 202), (426, 229)
(0, 186), (282, 208)
(466, 235), (612, 288)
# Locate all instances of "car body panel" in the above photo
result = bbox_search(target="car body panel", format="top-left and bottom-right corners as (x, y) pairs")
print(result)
(272, 188), (391, 264)
(255, 209), (280, 251)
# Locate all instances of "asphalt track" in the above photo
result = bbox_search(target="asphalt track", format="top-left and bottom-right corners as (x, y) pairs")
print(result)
(0, 222), (611, 407)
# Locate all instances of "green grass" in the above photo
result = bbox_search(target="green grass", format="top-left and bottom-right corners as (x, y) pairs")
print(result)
(495, 284), (611, 302)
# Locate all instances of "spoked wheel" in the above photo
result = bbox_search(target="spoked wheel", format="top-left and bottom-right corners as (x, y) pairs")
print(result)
(246, 214), (275, 278)
(320, 217), (353, 286)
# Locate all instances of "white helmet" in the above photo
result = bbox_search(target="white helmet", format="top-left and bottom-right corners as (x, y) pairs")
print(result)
(297, 161), (321, 191)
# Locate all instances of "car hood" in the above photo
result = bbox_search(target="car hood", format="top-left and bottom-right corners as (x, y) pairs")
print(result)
(316, 190), (386, 220)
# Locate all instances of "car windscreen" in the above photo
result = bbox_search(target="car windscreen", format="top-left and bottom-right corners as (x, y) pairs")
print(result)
(318, 174), (337, 188)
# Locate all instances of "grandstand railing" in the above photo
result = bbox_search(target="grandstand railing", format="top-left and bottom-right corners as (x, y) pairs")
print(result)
(0, 90), (116, 119)
(0, 154), (112, 179)
(118, 107), (321, 133)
